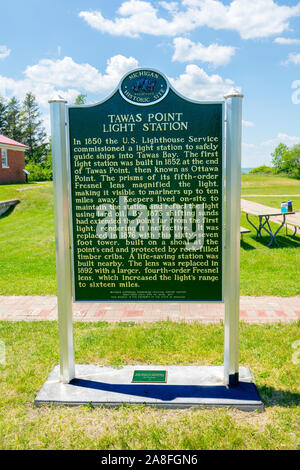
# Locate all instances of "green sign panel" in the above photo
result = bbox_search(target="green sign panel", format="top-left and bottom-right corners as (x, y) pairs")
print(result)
(68, 69), (223, 302)
(132, 370), (167, 383)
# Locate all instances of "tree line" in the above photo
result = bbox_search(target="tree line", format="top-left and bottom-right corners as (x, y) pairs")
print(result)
(0, 93), (87, 181)
(0, 92), (48, 165)
(250, 143), (300, 176)
(271, 142), (300, 176)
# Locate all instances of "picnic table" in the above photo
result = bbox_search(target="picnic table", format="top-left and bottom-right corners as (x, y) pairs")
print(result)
(244, 209), (295, 247)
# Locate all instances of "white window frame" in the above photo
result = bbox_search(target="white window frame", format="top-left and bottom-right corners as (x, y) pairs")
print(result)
(1, 148), (9, 168)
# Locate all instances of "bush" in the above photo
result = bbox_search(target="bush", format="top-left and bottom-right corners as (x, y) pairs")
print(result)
(248, 165), (273, 174)
(26, 162), (52, 182)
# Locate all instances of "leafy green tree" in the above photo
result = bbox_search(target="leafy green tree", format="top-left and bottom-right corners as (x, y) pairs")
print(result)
(0, 95), (8, 135)
(5, 97), (23, 142)
(271, 143), (288, 173)
(20, 92), (48, 164)
(271, 142), (300, 176)
(284, 144), (300, 176)
(74, 94), (87, 105)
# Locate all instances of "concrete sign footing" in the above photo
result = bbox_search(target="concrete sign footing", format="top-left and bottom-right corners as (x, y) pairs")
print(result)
(35, 364), (264, 411)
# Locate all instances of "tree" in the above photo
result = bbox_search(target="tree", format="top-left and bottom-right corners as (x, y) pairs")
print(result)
(74, 94), (87, 105)
(271, 142), (300, 176)
(20, 92), (48, 164)
(5, 97), (23, 142)
(284, 144), (300, 176)
(271, 143), (288, 173)
(0, 95), (8, 135)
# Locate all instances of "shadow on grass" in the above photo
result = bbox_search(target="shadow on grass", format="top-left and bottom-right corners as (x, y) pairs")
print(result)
(240, 239), (256, 250)
(0, 205), (17, 220)
(251, 234), (300, 249)
(258, 385), (300, 407)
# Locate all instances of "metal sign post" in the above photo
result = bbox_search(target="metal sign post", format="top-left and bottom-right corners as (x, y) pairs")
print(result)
(224, 92), (243, 387)
(49, 99), (75, 383)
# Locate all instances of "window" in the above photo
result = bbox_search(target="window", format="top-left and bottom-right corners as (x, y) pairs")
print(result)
(1, 148), (9, 168)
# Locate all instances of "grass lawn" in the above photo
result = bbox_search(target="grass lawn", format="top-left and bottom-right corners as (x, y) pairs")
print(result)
(0, 182), (56, 295)
(0, 176), (299, 296)
(0, 321), (299, 450)
(243, 196), (300, 211)
(240, 213), (300, 296)
(240, 186), (300, 296)
(241, 174), (300, 195)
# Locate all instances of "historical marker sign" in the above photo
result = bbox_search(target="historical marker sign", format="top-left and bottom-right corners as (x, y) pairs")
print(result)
(67, 69), (223, 302)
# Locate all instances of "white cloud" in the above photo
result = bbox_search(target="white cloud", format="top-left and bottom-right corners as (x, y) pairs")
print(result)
(42, 113), (51, 136)
(285, 52), (300, 65)
(0, 52), (237, 109)
(0, 54), (139, 108)
(0, 54), (239, 135)
(0, 74), (79, 108)
(160, 1), (179, 13)
(0, 45), (11, 60)
(79, 0), (300, 40)
(172, 37), (235, 66)
(292, 80), (300, 104)
(169, 64), (239, 100)
(261, 132), (300, 148)
(79, 1), (184, 38)
(25, 57), (102, 92)
(274, 37), (300, 45)
(242, 120), (254, 127)
(243, 132), (300, 167)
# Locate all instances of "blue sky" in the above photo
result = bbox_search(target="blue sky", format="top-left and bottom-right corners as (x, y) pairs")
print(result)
(1, 0), (300, 167)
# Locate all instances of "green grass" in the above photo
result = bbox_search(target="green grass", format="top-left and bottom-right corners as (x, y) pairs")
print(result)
(0, 321), (299, 450)
(240, 213), (300, 296)
(0, 182), (56, 295)
(0, 176), (300, 296)
(240, 187), (300, 296)
(242, 196), (300, 211)
(0, 178), (299, 449)
(241, 174), (300, 195)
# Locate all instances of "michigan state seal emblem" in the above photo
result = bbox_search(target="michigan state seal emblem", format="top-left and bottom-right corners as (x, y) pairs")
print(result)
(120, 69), (169, 105)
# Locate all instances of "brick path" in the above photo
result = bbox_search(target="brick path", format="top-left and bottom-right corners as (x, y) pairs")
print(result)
(0, 296), (299, 323)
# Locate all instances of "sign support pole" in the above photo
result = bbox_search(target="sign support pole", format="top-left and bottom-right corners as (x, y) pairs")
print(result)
(224, 91), (243, 387)
(49, 99), (75, 383)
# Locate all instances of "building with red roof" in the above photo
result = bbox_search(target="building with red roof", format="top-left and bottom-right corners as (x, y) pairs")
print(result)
(0, 135), (29, 184)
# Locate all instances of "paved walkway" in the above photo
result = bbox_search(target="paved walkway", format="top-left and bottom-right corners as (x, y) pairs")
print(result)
(0, 296), (299, 323)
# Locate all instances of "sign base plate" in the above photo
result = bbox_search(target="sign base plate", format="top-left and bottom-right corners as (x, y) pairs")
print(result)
(35, 365), (263, 411)
(132, 370), (167, 383)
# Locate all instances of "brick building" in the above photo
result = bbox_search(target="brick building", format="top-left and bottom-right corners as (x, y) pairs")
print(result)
(0, 135), (29, 184)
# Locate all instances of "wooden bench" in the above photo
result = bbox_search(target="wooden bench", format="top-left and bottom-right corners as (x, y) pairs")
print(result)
(240, 226), (250, 240)
(285, 218), (300, 237)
